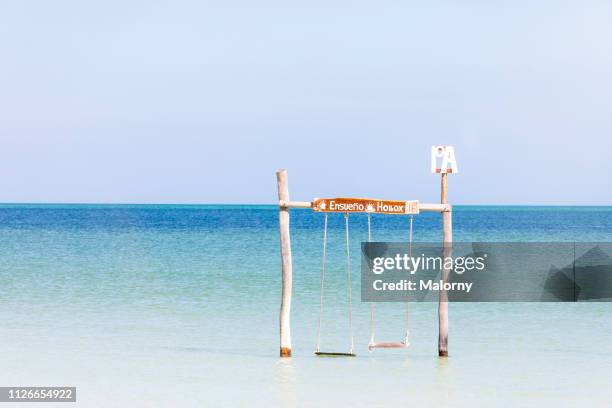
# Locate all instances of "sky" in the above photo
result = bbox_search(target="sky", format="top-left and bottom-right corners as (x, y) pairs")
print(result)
(0, 0), (610, 204)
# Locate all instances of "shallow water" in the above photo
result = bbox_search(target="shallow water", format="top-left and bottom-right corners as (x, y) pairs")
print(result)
(1, 205), (611, 407)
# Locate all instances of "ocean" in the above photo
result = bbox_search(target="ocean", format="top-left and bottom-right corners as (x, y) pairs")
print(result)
(1, 205), (611, 407)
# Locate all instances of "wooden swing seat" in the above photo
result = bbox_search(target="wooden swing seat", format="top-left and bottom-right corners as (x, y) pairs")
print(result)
(315, 351), (356, 357)
(368, 342), (410, 350)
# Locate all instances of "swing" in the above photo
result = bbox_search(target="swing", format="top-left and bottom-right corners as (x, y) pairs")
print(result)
(315, 212), (356, 357)
(368, 213), (413, 351)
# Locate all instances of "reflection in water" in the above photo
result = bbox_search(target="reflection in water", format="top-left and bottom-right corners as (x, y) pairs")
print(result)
(275, 358), (297, 407)
(434, 356), (453, 407)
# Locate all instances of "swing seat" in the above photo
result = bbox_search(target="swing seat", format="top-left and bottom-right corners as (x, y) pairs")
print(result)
(368, 341), (410, 350)
(315, 351), (356, 357)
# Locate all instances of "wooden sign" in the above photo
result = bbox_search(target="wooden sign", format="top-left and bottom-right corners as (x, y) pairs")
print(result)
(431, 145), (458, 174)
(312, 198), (419, 215)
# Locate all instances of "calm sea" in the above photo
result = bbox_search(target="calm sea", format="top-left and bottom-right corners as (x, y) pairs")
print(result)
(1, 205), (611, 407)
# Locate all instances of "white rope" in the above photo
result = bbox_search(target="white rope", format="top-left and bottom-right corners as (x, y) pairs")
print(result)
(368, 213), (376, 347)
(404, 215), (413, 345)
(345, 212), (354, 354)
(315, 213), (328, 352)
(369, 214), (414, 348)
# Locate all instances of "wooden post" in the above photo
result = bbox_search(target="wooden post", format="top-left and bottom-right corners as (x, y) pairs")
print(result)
(439, 173), (452, 357)
(277, 170), (293, 357)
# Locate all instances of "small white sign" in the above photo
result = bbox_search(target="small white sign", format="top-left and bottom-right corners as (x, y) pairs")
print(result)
(431, 145), (458, 174)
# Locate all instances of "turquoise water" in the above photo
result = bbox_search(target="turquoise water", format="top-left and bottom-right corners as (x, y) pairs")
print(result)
(1, 205), (612, 407)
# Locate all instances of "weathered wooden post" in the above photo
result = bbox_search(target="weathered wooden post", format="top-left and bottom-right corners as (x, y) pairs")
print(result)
(431, 145), (457, 357)
(439, 173), (452, 357)
(277, 169), (293, 357)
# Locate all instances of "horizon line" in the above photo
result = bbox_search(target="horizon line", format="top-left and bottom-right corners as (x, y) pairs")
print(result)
(0, 202), (610, 208)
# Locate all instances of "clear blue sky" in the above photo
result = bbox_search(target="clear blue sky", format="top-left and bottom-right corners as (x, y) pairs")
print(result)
(0, 1), (610, 204)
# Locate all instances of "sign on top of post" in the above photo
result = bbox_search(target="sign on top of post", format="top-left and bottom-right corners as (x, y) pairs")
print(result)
(431, 145), (458, 174)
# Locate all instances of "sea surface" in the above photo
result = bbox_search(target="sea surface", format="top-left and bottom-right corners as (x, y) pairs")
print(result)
(1, 205), (612, 407)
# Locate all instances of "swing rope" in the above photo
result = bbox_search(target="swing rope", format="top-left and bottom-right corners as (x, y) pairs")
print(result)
(403, 215), (413, 345)
(315, 213), (328, 353)
(315, 212), (355, 355)
(368, 214), (414, 349)
(368, 213), (376, 346)
(345, 212), (355, 354)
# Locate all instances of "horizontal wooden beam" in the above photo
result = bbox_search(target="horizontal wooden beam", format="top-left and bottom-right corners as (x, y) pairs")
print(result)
(278, 200), (312, 209)
(419, 203), (452, 212)
(278, 200), (451, 212)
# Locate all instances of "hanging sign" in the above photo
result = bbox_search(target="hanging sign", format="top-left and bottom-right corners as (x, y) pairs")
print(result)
(431, 145), (458, 174)
(312, 198), (419, 215)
